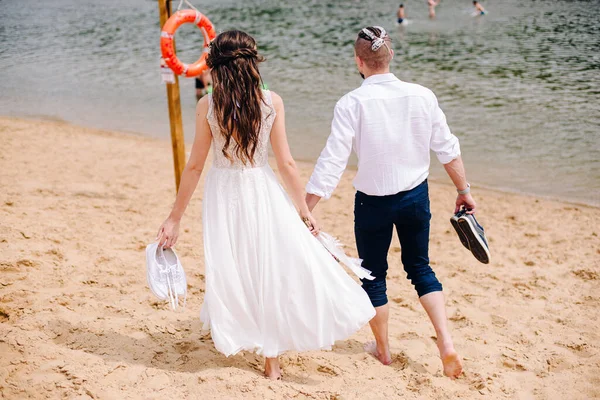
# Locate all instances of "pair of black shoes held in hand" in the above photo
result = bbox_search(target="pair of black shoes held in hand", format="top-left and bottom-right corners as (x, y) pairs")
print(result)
(450, 209), (490, 264)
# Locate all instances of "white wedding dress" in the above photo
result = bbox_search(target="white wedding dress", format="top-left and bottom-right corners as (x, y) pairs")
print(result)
(199, 91), (375, 358)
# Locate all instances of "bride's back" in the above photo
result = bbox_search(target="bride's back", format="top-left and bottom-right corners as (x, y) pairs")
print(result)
(205, 30), (273, 170)
(207, 91), (275, 169)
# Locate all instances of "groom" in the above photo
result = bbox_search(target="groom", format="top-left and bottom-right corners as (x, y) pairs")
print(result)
(305, 26), (475, 379)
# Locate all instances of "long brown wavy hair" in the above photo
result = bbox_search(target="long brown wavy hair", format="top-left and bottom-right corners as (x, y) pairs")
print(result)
(206, 30), (267, 166)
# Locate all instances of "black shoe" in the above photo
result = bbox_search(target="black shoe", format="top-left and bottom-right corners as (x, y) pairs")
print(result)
(450, 210), (470, 250)
(457, 213), (490, 264)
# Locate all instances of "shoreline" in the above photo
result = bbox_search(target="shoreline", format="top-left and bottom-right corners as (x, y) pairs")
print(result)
(5, 114), (598, 209)
(1, 116), (598, 399)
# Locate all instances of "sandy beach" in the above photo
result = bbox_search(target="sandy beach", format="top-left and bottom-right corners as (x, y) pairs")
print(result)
(0, 116), (599, 400)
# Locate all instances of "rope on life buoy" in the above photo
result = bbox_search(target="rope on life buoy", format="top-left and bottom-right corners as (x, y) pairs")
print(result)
(160, 9), (216, 77)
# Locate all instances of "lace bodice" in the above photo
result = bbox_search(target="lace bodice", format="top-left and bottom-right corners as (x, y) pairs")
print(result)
(207, 90), (276, 169)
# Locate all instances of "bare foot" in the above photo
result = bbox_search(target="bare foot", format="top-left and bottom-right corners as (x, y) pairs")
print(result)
(438, 341), (462, 379)
(364, 341), (393, 365)
(264, 358), (282, 380)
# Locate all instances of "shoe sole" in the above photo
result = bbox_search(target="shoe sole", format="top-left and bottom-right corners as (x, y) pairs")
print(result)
(457, 217), (490, 264)
(146, 244), (169, 300)
(450, 216), (470, 250)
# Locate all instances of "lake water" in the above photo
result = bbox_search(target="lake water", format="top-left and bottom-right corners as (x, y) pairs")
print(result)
(1, 0), (598, 205)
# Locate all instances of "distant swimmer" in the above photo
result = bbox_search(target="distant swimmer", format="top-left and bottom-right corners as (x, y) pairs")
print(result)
(397, 3), (406, 24)
(472, 1), (486, 16)
(428, 0), (440, 19)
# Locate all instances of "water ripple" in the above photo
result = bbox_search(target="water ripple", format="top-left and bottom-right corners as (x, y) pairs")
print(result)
(0, 0), (598, 204)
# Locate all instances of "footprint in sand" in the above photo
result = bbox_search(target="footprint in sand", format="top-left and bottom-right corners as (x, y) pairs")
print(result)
(468, 372), (488, 391)
(491, 314), (507, 327)
(557, 340), (593, 357)
(501, 353), (527, 371)
(46, 248), (65, 261)
(449, 309), (471, 327)
(316, 365), (338, 376)
(545, 353), (571, 372)
(16, 259), (39, 269)
(397, 331), (420, 340)
(391, 297), (416, 311)
(0, 262), (18, 275)
(0, 307), (9, 321)
(573, 269), (599, 281)
(174, 341), (200, 354)
(406, 374), (431, 392)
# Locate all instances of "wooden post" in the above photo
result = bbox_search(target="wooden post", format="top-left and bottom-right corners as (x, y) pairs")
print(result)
(158, 0), (186, 192)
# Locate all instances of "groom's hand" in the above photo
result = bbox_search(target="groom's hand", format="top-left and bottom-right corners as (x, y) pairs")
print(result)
(305, 193), (322, 212)
(455, 193), (476, 214)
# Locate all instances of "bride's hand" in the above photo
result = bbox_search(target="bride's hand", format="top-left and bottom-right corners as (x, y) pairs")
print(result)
(156, 217), (180, 248)
(300, 212), (320, 236)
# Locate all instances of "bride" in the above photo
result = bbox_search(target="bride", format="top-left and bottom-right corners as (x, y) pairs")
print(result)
(156, 30), (375, 380)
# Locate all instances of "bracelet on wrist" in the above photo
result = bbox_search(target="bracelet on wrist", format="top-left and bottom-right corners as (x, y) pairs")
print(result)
(457, 183), (471, 195)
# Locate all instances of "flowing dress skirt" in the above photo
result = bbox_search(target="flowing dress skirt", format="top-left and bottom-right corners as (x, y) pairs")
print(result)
(199, 164), (375, 357)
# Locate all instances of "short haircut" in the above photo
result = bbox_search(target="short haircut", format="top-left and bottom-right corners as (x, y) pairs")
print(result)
(354, 27), (392, 70)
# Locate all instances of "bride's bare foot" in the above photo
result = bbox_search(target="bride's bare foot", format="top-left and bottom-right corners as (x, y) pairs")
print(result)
(364, 341), (393, 365)
(264, 357), (282, 380)
(437, 340), (462, 379)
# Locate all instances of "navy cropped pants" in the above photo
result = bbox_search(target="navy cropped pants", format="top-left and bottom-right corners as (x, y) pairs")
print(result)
(354, 180), (443, 307)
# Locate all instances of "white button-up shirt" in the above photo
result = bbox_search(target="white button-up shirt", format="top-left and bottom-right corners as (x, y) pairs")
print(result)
(306, 73), (460, 199)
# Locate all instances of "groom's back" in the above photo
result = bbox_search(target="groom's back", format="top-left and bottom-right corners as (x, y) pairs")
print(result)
(349, 78), (434, 151)
(307, 28), (459, 201)
(339, 73), (454, 195)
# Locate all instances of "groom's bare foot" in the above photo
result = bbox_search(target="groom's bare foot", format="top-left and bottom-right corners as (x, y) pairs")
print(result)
(364, 341), (393, 365)
(437, 340), (462, 379)
(264, 358), (282, 380)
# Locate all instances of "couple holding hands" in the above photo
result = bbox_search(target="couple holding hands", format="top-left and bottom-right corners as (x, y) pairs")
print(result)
(156, 26), (477, 380)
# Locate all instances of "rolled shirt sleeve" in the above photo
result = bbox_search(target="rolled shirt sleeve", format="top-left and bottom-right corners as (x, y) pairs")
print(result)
(306, 100), (355, 200)
(429, 93), (461, 164)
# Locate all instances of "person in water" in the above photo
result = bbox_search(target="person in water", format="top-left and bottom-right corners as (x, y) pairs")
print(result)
(397, 4), (405, 24)
(473, 1), (486, 16)
(428, 0), (440, 19)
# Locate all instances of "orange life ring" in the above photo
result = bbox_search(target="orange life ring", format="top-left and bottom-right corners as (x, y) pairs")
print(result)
(160, 10), (216, 77)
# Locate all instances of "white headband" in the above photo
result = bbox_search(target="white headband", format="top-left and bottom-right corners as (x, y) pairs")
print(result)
(361, 26), (389, 51)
